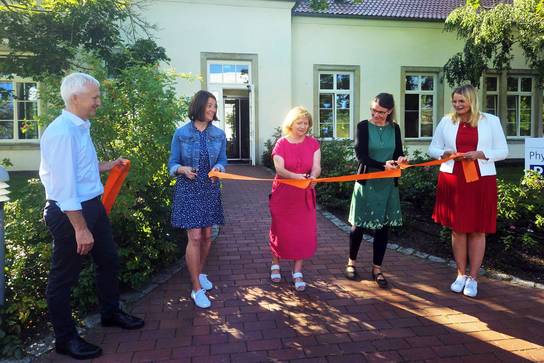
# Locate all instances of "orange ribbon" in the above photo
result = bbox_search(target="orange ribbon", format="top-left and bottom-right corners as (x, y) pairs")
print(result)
(209, 153), (479, 189)
(102, 159), (131, 215)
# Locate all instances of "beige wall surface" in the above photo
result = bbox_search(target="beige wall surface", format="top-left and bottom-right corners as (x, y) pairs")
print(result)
(1, 147), (40, 171)
(292, 16), (533, 158)
(142, 0), (295, 162)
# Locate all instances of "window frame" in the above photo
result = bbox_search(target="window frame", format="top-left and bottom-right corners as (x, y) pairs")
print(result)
(400, 67), (444, 141)
(313, 64), (360, 140)
(0, 77), (41, 143)
(482, 70), (541, 139)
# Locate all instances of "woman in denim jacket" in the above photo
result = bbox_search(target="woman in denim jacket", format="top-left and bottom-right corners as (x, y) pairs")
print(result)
(168, 90), (227, 308)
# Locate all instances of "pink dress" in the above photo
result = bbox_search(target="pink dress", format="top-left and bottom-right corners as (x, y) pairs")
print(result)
(269, 136), (320, 259)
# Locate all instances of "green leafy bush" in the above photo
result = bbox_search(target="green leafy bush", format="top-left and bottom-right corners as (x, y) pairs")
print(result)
(1, 65), (189, 356)
(492, 171), (544, 255)
(261, 127), (282, 169)
(398, 150), (439, 212)
(315, 139), (357, 211)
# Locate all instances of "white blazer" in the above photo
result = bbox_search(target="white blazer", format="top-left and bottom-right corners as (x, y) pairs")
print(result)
(428, 113), (508, 176)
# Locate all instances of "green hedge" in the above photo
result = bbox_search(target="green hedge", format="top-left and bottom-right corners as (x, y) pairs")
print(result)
(1, 65), (188, 357)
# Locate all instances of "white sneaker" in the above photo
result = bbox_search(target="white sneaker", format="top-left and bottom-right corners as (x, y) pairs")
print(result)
(199, 273), (213, 291)
(463, 277), (478, 298)
(191, 289), (211, 308)
(450, 275), (468, 293)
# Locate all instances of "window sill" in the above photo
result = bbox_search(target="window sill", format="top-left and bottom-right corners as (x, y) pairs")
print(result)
(0, 141), (40, 150)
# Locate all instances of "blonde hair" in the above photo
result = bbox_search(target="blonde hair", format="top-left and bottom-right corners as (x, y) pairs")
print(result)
(450, 84), (481, 127)
(281, 106), (313, 136)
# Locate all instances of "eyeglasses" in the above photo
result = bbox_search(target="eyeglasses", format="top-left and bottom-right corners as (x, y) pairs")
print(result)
(370, 108), (389, 116)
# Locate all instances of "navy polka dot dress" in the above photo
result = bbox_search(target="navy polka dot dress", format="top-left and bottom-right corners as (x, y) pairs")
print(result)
(171, 129), (224, 229)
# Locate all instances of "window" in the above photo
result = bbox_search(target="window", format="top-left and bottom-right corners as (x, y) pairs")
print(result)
(208, 61), (249, 84)
(404, 74), (437, 138)
(506, 76), (532, 137)
(485, 76), (499, 115)
(0, 80), (39, 140)
(318, 72), (353, 138)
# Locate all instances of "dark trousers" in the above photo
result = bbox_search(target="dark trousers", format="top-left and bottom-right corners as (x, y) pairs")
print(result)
(349, 226), (389, 266)
(44, 197), (120, 344)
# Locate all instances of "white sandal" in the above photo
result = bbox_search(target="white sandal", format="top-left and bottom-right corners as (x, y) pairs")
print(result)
(292, 272), (306, 291)
(270, 264), (281, 283)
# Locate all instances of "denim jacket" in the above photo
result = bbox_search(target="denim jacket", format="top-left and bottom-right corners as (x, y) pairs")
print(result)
(168, 121), (228, 176)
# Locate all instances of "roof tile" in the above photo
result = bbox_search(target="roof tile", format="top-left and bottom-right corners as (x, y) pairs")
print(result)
(293, 0), (513, 21)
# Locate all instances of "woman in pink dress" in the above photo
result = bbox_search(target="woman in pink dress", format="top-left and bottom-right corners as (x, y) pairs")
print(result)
(269, 106), (321, 291)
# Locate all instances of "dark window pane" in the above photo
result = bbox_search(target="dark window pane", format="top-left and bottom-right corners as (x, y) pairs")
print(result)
(486, 95), (498, 115)
(405, 111), (419, 138)
(405, 94), (419, 111)
(506, 95), (517, 136)
(320, 74), (333, 89)
(336, 74), (350, 90)
(319, 94), (333, 109)
(236, 64), (249, 83)
(336, 109), (350, 138)
(507, 77), (518, 92)
(0, 82), (14, 101)
(0, 100), (13, 120)
(17, 102), (37, 120)
(0, 121), (13, 139)
(521, 77), (532, 92)
(485, 76), (498, 92)
(320, 122), (333, 138)
(18, 120), (38, 139)
(405, 76), (419, 91)
(421, 76), (434, 91)
(421, 110), (433, 137)
(336, 94), (350, 110)
(320, 109), (333, 124)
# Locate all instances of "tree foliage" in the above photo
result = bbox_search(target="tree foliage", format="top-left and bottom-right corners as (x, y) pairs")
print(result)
(0, 0), (168, 78)
(444, 0), (544, 87)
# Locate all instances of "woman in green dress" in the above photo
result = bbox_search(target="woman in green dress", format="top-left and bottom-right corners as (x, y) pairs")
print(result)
(344, 93), (407, 288)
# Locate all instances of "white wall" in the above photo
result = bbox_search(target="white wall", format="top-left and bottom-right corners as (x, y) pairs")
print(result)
(142, 0), (295, 162)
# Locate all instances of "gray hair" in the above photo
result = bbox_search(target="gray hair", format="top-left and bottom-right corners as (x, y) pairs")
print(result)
(60, 72), (100, 106)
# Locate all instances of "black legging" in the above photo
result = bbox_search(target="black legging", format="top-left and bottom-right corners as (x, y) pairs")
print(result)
(349, 226), (389, 266)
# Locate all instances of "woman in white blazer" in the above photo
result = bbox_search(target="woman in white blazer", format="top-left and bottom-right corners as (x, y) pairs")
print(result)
(428, 84), (508, 298)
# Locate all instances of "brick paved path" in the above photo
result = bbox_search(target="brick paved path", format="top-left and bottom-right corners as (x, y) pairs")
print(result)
(41, 165), (544, 362)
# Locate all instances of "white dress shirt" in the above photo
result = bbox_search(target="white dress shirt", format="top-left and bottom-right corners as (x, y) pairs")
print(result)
(39, 110), (103, 211)
(428, 113), (509, 176)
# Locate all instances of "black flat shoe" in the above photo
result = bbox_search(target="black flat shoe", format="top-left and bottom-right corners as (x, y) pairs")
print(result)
(344, 265), (358, 280)
(55, 336), (102, 360)
(102, 310), (145, 330)
(371, 271), (388, 288)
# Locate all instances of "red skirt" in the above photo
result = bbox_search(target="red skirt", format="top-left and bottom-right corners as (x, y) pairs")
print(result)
(432, 162), (497, 233)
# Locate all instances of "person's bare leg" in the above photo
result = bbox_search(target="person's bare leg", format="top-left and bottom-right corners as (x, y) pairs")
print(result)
(186, 228), (203, 292)
(467, 232), (486, 279)
(452, 231), (468, 276)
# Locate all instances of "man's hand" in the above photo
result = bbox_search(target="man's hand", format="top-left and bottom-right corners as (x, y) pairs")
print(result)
(75, 227), (94, 255)
(65, 210), (94, 255)
(100, 157), (127, 173)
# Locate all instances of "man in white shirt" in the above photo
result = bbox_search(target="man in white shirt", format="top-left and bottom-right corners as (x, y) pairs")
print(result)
(40, 73), (144, 360)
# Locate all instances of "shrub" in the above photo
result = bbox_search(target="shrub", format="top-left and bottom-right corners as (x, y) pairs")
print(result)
(261, 127), (282, 169)
(491, 170), (544, 256)
(315, 139), (357, 211)
(1, 64), (189, 357)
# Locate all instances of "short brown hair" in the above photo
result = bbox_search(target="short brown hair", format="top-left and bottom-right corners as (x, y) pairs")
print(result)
(188, 90), (218, 122)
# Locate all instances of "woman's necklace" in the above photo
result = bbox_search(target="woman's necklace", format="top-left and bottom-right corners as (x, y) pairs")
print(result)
(370, 119), (387, 145)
